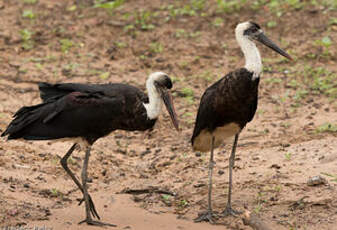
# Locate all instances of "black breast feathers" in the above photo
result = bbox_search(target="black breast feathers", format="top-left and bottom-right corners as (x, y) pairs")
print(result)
(191, 68), (260, 152)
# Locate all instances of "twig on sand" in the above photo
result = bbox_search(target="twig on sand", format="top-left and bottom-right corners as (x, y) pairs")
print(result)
(121, 186), (176, 196)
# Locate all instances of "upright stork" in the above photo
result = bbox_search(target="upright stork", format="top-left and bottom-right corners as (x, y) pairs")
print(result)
(2, 72), (179, 227)
(191, 21), (292, 222)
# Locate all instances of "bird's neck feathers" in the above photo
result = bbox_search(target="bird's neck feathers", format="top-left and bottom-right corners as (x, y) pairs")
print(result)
(236, 33), (262, 80)
(143, 78), (163, 120)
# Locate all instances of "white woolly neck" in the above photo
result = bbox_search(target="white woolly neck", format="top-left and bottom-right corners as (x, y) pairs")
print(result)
(143, 72), (164, 119)
(235, 27), (262, 79)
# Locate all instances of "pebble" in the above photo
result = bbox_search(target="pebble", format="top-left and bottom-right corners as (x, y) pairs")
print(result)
(307, 175), (327, 186)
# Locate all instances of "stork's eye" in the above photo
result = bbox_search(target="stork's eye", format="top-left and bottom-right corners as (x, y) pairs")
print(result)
(244, 26), (259, 36)
(156, 75), (172, 89)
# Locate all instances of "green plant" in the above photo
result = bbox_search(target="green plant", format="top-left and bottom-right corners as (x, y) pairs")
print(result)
(265, 77), (282, 84)
(321, 0), (337, 10)
(329, 17), (337, 25)
(178, 199), (189, 208)
(63, 63), (80, 72)
(149, 42), (163, 54)
(285, 152), (292, 160)
(190, 0), (206, 11)
(267, 21), (277, 28)
(161, 194), (172, 201)
(135, 11), (156, 30)
(196, 70), (214, 82)
(181, 87), (194, 97)
(67, 5), (77, 11)
(274, 185), (282, 192)
(50, 188), (59, 197)
(314, 36), (332, 57)
(22, 9), (35, 19)
(286, 0), (303, 9)
(35, 63), (43, 70)
(23, 0), (37, 4)
(254, 203), (262, 213)
(59, 39), (73, 53)
(316, 123), (337, 133)
(280, 122), (291, 128)
(94, 0), (124, 14)
(287, 79), (299, 88)
(20, 29), (34, 50)
(180, 87), (194, 105)
(300, 66), (337, 98)
(216, 0), (247, 13)
(99, 72), (110, 80)
(212, 17), (224, 27)
(115, 41), (127, 48)
(67, 156), (76, 165)
(293, 89), (308, 102)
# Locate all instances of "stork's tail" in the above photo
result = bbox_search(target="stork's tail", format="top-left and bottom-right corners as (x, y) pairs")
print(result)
(1, 103), (45, 140)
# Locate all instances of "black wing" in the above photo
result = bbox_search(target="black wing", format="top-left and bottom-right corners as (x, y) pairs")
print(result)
(1, 91), (126, 143)
(38, 82), (108, 102)
(191, 68), (259, 145)
(191, 84), (217, 145)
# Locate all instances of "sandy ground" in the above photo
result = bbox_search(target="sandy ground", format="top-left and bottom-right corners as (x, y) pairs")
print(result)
(0, 0), (337, 229)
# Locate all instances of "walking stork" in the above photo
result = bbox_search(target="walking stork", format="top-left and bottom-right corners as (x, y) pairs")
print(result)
(2, 72), (179, 226)
(191, 21), (292, 222)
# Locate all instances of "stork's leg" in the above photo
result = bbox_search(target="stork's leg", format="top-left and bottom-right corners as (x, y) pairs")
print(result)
(221, 134), (241, 216)
(194, 136), (218, 223)
(60, 143), (100, 219)
(79, 146), (116, 227)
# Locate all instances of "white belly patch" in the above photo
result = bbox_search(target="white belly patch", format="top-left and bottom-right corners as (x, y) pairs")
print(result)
(193, 123), (241, 152)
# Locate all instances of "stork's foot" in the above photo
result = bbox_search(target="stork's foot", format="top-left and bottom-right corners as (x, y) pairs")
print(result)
(220, 205), (242, 217)
(79, 218), (116, 227)
(194, 210), (218, 223)
(78, 194), (100, 219)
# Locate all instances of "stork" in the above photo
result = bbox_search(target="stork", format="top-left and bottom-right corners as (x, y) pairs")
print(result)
(191, 21), (292, 222)
(1, 72), (179, 227)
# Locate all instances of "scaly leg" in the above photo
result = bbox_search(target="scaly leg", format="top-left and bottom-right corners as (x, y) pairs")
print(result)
(60, 143), (100, 219)
(221, 134), (241, 216)
(194, 136), (218, 223)
(78, 146), (116, 227)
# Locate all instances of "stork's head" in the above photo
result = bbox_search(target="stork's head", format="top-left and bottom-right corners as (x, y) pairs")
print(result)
(235, 21), (292, 60)
(147, 72), (179, 131)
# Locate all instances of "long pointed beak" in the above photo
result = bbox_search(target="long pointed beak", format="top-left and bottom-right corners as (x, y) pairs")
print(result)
(159, 89), (179, 131)
(255, 33), (292, 60)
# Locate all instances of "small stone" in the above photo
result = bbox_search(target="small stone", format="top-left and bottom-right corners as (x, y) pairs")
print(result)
(307, 175), (327, 186)
(38, 153), (46, 157)
(193, 183), (206, 188)
(141, 149), (151, 157)
(270, 164), (281, 169)
(195, 152), (201, 157)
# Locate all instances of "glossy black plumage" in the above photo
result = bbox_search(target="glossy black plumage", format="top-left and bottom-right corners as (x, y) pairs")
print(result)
(2, 83), (156, 144)
(191, 68), (259, 150)
(1, 74), (178, 226)
(191, 21), (292, 223)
